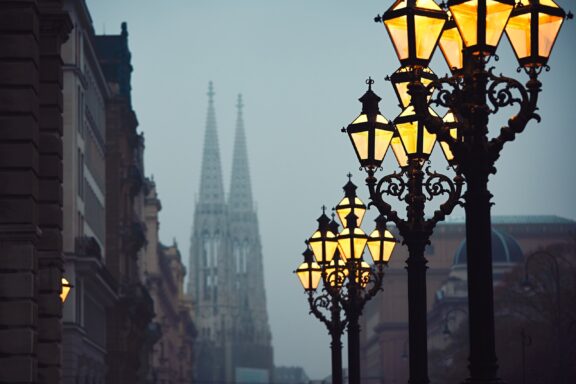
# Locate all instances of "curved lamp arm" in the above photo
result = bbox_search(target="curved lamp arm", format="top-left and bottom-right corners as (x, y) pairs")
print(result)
(366, 169), (407, 233)
(425, 169), (465, 230)
(308, 290), (348, 337)
(489, 68), (542, 155)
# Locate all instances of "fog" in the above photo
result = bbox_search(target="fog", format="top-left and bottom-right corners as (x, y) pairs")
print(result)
(87, 0), (576, 379)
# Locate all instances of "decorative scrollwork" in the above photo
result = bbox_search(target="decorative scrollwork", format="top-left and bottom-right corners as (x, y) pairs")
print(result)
(312, 293), (331, 311)
(428, 75), (463, 110)
(424, 167), (456, 202)
(487, 67), (528, 115)
(376, 170), (406, 201)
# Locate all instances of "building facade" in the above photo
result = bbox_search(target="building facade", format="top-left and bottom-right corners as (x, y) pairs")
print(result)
(61, 1), (117, 382)
(359, 216), (576, 384)
(143, 179), (196, 384)
(0, 1), (71, 383)
(94, 23), (156, 384)
(188, 85), (274, 383)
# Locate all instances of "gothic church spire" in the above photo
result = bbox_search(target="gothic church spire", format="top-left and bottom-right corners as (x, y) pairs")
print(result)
(199, 81), (225, 206)
(228, 94), (253, 210)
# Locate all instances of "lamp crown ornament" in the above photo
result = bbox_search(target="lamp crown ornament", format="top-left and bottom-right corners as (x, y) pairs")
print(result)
(317, 205), (331, 231)
(359, 78), (382, 115)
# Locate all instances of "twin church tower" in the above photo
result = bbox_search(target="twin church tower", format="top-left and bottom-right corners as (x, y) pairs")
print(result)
(188, 82), (274, 383)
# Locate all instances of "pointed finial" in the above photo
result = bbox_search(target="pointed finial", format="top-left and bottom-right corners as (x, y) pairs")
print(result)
(347, 173), (353, 182)
(237, 94), (244, 111)
(208, 81), (215, 104)
(329, 211), (340, 235)
(366, 77), (374, 91)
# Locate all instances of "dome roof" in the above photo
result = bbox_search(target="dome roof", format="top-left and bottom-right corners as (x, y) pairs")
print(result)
(453, 228), (524, 266)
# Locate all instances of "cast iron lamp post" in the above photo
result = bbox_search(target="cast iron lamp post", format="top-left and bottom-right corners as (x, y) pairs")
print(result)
(343, 74), (463, 384)
(372, 1), (570, 383)
(295, 180), (397, 384)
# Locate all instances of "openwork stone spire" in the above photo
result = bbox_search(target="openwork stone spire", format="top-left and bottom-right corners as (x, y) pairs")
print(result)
(199, 81), (225, 206)
(228, 94), (253, 210)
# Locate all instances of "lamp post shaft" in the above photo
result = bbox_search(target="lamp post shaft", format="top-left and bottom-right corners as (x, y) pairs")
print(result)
(463, 169), (500, 383)
(405, 164), (431, 384)
(331, 297), (343, 384)
(347, 312), (360, 384)
(460, 54), (502, 384)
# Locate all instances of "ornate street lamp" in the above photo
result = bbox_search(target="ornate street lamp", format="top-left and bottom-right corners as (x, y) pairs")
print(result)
(344, 78), (395, 170)
(505, 0), (568, 68)
(378, 0), (448, 68)
(344, 80), (463, 384)
(295, 179), (398, 384)
(372, 0), (570, 383)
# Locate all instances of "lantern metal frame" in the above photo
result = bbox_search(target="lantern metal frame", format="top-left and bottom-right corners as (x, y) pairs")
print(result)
(379, 0), (448, 67)
(447, 0), (517, 56)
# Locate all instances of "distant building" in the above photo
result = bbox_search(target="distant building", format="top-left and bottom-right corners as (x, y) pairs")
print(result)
(274, 366), (310, 384)
(359, 216), (576, 384)
(188, 84), (274, 383)
(142, 179), (196, 383)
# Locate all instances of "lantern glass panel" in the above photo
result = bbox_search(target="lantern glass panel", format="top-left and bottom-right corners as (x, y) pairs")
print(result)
(336, 197), (367, 228)
(367, 229), (396, 264)
(415, 15), (446, 61)
(439, 24), (465, 70)
(396, 106), (437, 156)
(338, 228), (368, 260)
(309, 230), (338, 264)
(351, 131), (369, 161)
(393, 71), (436, 108)
(385, 14), (409, 61)
(505, 13), (531, 59)
(450, 1), (479, 47)
(296, 262), (322, 291)
(375, 127), (395, 163)
(440, 111), (458, 161)
(391, 135), (409, 168)
(538, 14), (563, 58)
(485, 0), (514, 48)
(352, 114), (368, 124)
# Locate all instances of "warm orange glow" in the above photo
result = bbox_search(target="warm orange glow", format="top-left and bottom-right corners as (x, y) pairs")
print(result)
(338, 228), (368, 261)
(347, 108), (394, 169)
(449, 0), (514, 54)
(309, 230), (338, 265)
(439, 19), (465, 71)
(336, 197), (367, 228)
(391, 66), (436, 108)
(296, 261), (322, 291)
(367, 229), (396, 264)
(390, 133), (409, 168)
(383, 0), (447, 66)
(395, 106), (438, 158)
(439, 111), (459, 162)
(61, 277), (72, 303)
(505, 0), (565, 67)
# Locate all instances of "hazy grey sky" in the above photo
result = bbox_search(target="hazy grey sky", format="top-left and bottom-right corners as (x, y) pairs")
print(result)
(87, 0), (576, 379)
